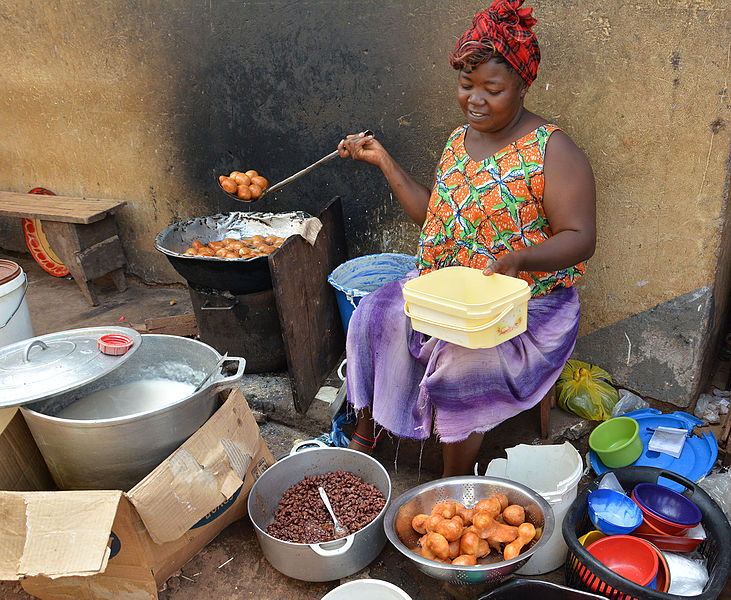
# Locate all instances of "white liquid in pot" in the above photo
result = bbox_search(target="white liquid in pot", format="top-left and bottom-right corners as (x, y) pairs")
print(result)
(57, 379), (196, 420)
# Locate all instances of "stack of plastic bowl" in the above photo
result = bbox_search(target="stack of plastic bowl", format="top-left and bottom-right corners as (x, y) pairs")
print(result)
(583, 536), (660, 591)
(630, 482), (704, 551)
(563, 467), (731, 600)
(583, 489), (671, 592)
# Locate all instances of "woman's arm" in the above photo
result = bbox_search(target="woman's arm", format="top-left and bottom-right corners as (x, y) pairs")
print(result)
(484, 130), (596, 277)
(338, 132), (432, 225)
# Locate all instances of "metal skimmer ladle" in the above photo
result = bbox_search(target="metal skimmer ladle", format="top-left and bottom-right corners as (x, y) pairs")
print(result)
(192, 353), (228, 394)
(318, 486), (348, 537)
(218, 130), (373, 203)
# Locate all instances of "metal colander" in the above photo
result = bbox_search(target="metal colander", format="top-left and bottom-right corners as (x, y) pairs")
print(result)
(383, 475), (554, 585)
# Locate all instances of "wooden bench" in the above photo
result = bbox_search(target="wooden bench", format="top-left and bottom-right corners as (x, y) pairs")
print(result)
(0, 191), (127, 306)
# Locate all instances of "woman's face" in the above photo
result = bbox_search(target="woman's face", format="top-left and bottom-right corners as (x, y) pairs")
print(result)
(457, 58), (527, 134)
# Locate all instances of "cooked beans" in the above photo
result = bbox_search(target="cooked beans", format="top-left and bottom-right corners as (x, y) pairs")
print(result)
(266, 471), (386, 543)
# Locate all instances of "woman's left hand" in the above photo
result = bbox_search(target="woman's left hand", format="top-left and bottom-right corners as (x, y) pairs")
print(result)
(483, 252), (522, 278)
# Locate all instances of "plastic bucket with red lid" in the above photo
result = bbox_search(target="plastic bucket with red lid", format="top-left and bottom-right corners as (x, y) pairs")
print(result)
(0, 260), (33, 348)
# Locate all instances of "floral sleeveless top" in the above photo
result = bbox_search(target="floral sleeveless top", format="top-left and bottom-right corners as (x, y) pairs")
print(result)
(417, 124), (587, 297)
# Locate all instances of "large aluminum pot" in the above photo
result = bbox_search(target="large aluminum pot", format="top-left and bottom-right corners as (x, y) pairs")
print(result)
(248, 443), (392, 581)
(20, 334), (244, 490)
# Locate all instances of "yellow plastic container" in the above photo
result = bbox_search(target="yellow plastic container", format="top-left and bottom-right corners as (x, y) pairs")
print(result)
(402, 266), (530, 348)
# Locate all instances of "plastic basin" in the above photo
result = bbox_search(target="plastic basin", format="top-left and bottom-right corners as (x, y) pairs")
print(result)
(632, 483), (702, 527)
(632, 502), (690, 536)
(587, 489), (643, 535)
(402, 267), (530, 349)
(321, 578), (412, 600)
(475, 578), (607, 599)
(631, 518), (706, 553)
(646, 542), (671, 593)
(589, 417), (642, 468)
(578, 530), (606, 547)
(328, 253), (416, 334)
(585, 535), (659, 590)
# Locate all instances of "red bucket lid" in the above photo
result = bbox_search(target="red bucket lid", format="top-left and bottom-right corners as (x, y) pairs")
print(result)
(0, 260), (21, 286)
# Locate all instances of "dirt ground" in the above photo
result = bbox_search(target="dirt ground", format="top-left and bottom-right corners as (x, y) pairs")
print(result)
(1, 250), (729, 600)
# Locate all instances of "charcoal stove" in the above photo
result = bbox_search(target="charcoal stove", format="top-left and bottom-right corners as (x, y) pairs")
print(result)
(187, 284), (287, 373)
(154, 198), (347, 412)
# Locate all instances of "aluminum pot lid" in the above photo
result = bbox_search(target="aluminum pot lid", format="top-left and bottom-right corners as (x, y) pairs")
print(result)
(0, 326), (142, 408)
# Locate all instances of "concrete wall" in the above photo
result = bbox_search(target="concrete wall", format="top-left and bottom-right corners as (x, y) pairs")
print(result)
(1, 1), (729, 406)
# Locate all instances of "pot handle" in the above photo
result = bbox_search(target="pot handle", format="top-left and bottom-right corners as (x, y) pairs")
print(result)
(206, 356), (246, 391)
(309, 534), (355, 557)
(289, 439), (329, 456)
(201, 297), (238, 311)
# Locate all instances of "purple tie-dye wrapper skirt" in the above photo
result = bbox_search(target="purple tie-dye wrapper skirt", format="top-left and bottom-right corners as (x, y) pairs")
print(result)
(345, 273), (580, 443)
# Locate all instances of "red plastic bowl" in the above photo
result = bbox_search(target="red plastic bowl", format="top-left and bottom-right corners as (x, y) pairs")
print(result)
(632, 483), (702, 527)
(585, 535), (659, 589)
(644, 541), (671, 593)
(632, 494), (690, 536)
(633, 516), (706, 552)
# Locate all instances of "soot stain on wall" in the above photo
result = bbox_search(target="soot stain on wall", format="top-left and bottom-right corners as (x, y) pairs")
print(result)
(168, 2), (456, 258)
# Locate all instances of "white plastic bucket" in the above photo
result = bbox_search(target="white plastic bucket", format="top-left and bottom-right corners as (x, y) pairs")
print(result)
(321, 579), (412, 600)
(481, 442), (583, 575)
(0, 261), (33, 349)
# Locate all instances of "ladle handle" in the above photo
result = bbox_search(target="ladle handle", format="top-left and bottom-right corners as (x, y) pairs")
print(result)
(262, 150), (339, 198)
(193, 352), (229, 394)
(261, 129), (374, 199)
(318, 486), (339, 525)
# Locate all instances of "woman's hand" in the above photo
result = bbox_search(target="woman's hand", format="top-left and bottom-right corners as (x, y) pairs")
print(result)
(337, 131), (385, 167)
(483, 252), (523, 278)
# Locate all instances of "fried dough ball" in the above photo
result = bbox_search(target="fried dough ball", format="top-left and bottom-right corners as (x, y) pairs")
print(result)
(411, 495), (536, 566)
(411, 514), (429, 535)
(421, 532), (450, 561)
(502, 505), (526, 527)
(452, 554), (477, 566)
(185, 234), (286, 260)
(433, 516), (464, 542)
(474, 498), (502, 518)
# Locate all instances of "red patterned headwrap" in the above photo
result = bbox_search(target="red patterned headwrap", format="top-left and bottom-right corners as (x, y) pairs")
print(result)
(450, 0), (541, 85)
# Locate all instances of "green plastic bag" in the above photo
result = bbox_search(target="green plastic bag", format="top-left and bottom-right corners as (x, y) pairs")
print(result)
(556, 360), (618, 421)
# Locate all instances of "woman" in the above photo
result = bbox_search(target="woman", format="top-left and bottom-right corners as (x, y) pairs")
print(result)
(337, 0), (596, 477)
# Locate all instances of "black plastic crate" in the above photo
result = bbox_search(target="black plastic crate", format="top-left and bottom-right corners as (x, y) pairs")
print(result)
(475, 578), (606, 599)
(562, 467), (731, 600)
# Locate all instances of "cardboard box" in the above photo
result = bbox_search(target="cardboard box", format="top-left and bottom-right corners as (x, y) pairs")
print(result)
(0, 388), (274, 599)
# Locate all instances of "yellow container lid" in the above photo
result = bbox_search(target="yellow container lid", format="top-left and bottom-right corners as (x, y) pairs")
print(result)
(403, 267), (529, 318)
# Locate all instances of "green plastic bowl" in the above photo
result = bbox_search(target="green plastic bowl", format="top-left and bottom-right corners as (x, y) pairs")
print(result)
(589, 417), (643, 468)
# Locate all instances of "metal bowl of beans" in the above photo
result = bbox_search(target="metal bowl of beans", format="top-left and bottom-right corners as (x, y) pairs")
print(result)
(384, 476), (554, 585)
(247, 443), (392, 582)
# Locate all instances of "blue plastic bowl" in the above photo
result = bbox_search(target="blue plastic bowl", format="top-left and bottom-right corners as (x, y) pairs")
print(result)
(588, 489), (643, 536)
(633, 482), (702, 527)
